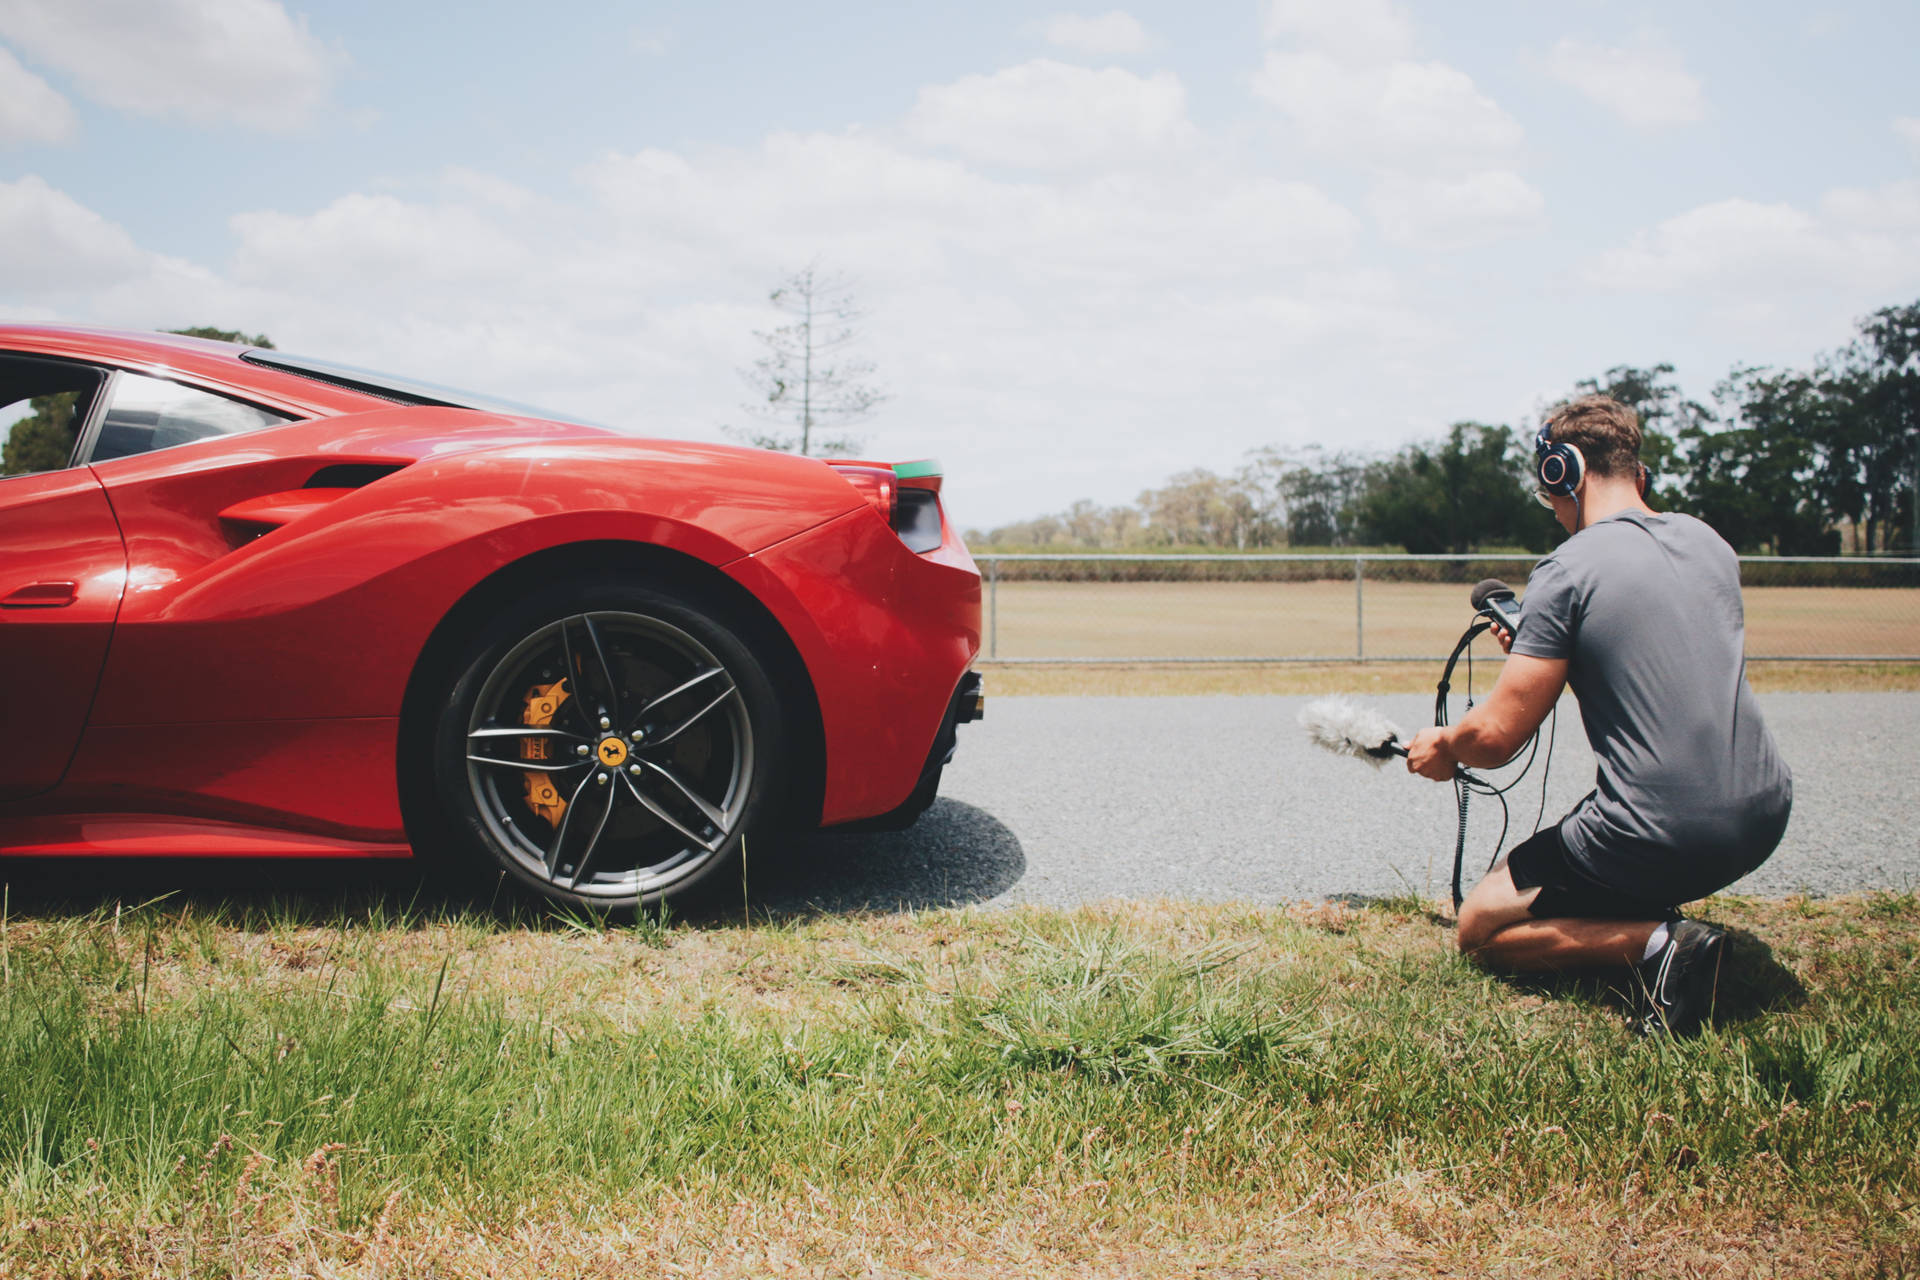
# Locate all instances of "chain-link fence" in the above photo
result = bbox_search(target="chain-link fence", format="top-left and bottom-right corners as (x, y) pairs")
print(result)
(975, 554), (1920, 662)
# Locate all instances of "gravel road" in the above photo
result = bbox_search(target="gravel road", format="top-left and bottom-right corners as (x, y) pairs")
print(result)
(760, 692), (1919, 914)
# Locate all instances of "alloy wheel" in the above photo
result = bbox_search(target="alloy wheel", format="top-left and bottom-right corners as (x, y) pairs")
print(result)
(461, 610), (754, 901)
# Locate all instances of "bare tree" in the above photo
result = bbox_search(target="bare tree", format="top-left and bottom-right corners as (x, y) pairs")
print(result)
(730, 262), (886, 457)
(1137, 468), (1268, 549)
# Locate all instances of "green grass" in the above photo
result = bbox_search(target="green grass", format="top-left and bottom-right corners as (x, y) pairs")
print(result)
(0, 892), (1915, 1277)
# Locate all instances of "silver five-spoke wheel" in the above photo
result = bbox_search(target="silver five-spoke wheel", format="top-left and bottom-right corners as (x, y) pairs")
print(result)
(429, 582), (784, 910)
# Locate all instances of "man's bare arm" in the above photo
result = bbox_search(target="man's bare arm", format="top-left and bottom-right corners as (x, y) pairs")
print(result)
(1404, 652), (1568, 780)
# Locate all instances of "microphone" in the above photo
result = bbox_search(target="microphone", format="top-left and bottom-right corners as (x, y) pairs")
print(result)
(1298, 697), (1485, 784)
(1299, 697), (1406, 767)
(1470, 578), (1521, 637)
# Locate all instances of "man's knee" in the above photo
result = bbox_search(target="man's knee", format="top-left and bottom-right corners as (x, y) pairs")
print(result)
(1456, 864), (1538, 959)
(1456, 903), (1495, 956)
(1457, 899), (1509, 959)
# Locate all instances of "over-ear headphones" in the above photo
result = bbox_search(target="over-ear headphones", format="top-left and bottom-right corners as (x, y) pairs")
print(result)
(1535, 422), (1584, 497)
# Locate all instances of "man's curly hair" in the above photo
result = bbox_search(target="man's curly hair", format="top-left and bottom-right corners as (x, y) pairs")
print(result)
(1544, 395), (1642, 480)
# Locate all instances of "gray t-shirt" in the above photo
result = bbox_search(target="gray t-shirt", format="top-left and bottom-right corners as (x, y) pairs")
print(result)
(1512, 509), (1792, 898)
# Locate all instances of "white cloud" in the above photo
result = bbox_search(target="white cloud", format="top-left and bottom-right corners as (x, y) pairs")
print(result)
(1262, 0), (1413, 62)
(1578, 185), (1920, 353)
(1544, 37), (1706, 128)
(1369, 170), (1545, 250)
(439, 167), (544, 215)
(629, 28), (670, 56)
(1815, 180), (1920, 238)
(1254, 7), (1534, 250)
(184, 126), (1389, 513)
(0, 0), (338, 128)
(583, 129), (1359, 291)
(229, 193), (535, 289)
(597, 135), (1392, 506)
(1593, 199), (1822, 291)
(1252, 50), (1523, 173)
(1041, 11), (1151, 57)
(0, 175), (148, 289)
(0, 173), (246, 333)
(582, 135), (996, 284)
(1589, 184), (1920, 302)
(0, 46), (75, 144)
(2, 97), (1428, 526)
(906, 60), (1191, 170)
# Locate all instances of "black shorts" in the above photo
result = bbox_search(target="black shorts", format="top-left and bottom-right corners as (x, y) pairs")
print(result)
(1504, 824), (1682, 922)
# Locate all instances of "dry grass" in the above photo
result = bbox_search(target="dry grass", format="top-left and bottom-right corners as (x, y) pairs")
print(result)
(981, 659), (1920, 697)
(13, 1182), (1909, 1278)
(982, 580), (1920, 662)
(4, 893), (1916, 1278)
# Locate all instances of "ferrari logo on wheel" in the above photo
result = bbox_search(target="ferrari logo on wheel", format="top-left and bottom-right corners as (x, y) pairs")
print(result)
(597, 737), (629, 767)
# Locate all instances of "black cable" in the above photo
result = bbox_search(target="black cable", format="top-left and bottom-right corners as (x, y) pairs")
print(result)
(1534, 704), (1558, 834)
(1451, 777), (1471, 909)
(1483, 781), (1511, 879)
(1434, 614), (1556, 908)
(1471, 727), (1545, 796)
(1436, 620), (1481, 910)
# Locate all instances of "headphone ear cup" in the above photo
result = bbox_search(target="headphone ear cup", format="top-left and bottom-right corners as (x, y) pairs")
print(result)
(1538, 441), (1584, 496)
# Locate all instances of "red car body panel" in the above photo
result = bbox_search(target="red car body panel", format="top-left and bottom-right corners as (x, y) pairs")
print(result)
(0, 467), (127, 799)
(727, 506), (981, 824)
(0, 325), (981, 860)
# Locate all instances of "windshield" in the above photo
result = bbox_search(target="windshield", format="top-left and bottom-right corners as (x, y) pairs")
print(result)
(240, 350), (605, 426)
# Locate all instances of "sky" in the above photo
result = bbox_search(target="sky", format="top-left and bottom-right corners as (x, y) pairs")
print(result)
(4, 0), (1919, 531)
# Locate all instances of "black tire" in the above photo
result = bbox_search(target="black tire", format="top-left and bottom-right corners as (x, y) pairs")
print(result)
(424, 576), (786, 913)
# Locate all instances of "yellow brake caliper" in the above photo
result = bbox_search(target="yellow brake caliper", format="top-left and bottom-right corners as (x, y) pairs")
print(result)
(521, 679), (572, 827)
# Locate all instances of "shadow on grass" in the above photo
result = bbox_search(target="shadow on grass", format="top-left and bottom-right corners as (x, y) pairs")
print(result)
(0, 798), (1025, 931)
(1496, 925), (1808, 1027)
(1328, 892), (1455, 928)
(702, 797), (1026, 922)
(1709, 926), (1811, 1023)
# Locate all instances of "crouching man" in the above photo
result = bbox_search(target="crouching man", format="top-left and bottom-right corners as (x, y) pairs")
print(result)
(1405, 395), (1792, 1036)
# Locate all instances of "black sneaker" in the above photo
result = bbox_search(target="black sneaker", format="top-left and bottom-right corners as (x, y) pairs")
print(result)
(1636, 920), (1726, 1038)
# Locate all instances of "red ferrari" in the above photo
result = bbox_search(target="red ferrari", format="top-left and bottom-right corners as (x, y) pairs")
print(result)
(0, 325), (983, 909)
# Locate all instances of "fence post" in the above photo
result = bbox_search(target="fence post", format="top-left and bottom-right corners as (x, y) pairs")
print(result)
(989, 557), (999, 659)
(1355, 556), (1365, 662)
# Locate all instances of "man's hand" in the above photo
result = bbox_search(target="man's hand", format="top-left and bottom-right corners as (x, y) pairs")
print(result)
(1411, 652), (1570, 774)
(1489, 622), (1514, 655)
(1405, 726), (1458, 781)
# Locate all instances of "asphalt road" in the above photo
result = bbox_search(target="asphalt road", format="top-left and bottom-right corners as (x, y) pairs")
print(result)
(759, 692), (1919, 914)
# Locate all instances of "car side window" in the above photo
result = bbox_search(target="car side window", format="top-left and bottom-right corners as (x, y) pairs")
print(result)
(87, 372), (294, 464)
(0, 354), (109, 477)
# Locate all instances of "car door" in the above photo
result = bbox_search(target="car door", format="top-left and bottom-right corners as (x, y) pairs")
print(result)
(0, 355), (126, 799)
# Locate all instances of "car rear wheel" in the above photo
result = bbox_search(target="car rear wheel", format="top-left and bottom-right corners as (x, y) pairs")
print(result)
(429, 580), (784, 912)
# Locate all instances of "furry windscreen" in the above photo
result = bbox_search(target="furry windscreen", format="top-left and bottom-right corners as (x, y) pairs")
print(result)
(1298, 697), (1403, 768)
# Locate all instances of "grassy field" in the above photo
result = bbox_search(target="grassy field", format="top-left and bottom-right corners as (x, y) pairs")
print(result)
(982, 581), (1920, 661)
(2, 889), (1916, 1277)
(4, 586), (1913, 1276)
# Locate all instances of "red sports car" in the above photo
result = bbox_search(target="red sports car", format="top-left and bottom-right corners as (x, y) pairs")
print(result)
(0, 325), (983, 909)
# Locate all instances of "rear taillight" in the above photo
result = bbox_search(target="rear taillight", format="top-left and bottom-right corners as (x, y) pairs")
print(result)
(829, 464), (897, 526)
(892, 488), (943, 552)
(831, 458), (946, 553)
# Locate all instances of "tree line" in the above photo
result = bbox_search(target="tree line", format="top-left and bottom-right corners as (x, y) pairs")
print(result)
(973, 300), (1920, 557)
